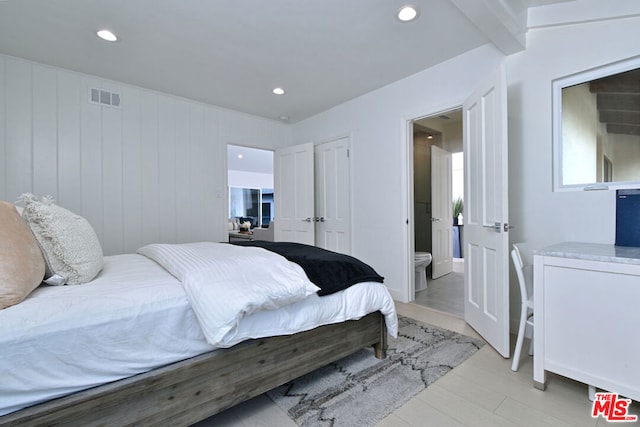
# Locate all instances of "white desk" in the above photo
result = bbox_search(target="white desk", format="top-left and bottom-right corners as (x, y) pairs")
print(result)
(533, 242), (640, 401)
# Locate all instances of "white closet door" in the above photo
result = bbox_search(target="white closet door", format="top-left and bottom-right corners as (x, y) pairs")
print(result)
(315, 137), (351, 254)
(274, 142), (315, 244)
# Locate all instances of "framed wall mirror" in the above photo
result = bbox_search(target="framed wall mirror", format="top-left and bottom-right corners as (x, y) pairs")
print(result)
(553, 56), (640, 191)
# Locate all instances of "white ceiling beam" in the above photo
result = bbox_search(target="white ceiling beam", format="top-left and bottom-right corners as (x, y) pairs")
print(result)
(449, 0), (528, 55)
(527, 0), (640, 29)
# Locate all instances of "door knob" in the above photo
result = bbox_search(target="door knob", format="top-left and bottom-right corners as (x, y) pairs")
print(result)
(483, 222), (501, 232)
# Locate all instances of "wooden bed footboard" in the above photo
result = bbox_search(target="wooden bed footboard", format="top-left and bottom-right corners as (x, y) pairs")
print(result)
(0, 311), (387, 427)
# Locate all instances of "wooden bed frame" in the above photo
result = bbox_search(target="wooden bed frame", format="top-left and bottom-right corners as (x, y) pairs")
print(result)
(0, 311), (387, 427)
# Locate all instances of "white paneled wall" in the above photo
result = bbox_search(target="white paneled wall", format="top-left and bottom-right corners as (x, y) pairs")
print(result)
(0, 54), (291, 255)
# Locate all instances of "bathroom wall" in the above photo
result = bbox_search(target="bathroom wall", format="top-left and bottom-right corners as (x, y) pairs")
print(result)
(413, 114), (463, 254)
(413, 129), (435, 253)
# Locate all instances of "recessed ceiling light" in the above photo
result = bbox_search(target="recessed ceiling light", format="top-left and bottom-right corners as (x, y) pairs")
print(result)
(279, 115), (290, 122)
(272, 87), (286, 95)
(97, 29), (118, 42)
(237, 154), (243, 159)
(397, 5), (419, 22)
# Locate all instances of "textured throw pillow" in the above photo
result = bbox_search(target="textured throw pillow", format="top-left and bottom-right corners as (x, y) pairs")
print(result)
(20, 194), (104, 285)
(0, 201), (46, 309)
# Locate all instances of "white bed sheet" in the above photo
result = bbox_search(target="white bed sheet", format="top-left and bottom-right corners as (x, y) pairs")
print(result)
(0, 253), (397, 416)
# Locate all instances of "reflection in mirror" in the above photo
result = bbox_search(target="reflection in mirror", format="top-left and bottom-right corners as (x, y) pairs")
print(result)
(229, 187), (260, 227)
(554, 57), (640, 190)
(228, 187), (274, 228)
(227, 144), (274, 228)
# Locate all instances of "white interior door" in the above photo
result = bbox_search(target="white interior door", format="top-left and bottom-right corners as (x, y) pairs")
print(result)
(431, 145), (453, 279)
(274, 142), (315, 245)
(315, 138), (351, 254)
(463, 65), (510, 357)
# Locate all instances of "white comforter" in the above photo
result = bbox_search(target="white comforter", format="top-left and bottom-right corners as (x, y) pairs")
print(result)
(137, 242), (321, 347)
(1, 247), (397, 416)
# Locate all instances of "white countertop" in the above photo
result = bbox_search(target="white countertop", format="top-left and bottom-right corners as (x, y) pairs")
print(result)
(534, 241), (640, 265)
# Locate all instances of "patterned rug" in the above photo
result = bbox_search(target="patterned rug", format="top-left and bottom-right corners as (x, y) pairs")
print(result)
(267, 315), (485, 426)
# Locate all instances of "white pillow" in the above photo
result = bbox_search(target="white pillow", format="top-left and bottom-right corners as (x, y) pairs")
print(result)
(20, 194), (103, 285)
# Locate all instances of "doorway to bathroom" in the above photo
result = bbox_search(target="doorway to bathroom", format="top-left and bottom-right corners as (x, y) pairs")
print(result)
(411, 108), (465, 317)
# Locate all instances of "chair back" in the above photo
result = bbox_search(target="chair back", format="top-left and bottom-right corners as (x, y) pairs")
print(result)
(511, 243), (533, 303)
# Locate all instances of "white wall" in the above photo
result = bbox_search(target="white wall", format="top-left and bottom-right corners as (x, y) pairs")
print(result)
(506, 16), (640, 250)
(452, 152), (464, 203)
(442, 121), (463, 154)
(227, 170), (274, 190)
(506, 15), (640, 330)
(292, 44), (505, 301)
(611, 133), (640, 182)
(413, 131), (432, 254)
(562, 84), (598, 185)
(0, 54), (292, 255)
(291, 11), (640, 321)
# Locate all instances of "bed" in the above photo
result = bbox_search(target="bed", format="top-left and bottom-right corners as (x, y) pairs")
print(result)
(0, 199), (397, 426)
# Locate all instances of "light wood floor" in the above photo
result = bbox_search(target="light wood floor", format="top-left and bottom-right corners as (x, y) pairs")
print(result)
(195, 302), (639, 426)
(414, 258), (464, 317)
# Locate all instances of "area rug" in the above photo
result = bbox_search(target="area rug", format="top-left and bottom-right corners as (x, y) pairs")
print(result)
(267, 315), (485, 426)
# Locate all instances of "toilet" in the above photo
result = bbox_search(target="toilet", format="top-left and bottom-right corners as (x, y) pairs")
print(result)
(414, 252), (432, 292)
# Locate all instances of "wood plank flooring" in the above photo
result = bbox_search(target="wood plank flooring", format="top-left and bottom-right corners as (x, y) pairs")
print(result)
(414, 258), (464, 317)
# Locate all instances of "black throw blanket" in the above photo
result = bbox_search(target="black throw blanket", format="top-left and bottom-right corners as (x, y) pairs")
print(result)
(231, 241), (384, 296)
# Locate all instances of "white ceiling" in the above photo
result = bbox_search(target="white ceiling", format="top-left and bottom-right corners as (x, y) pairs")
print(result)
(227, 145), (274, 175)
(0, 0), (574, 123)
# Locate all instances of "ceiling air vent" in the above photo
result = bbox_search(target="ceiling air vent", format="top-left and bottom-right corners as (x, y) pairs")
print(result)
(89, 88), (121, 108)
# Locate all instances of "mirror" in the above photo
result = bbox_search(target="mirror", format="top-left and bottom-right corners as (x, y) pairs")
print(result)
(553, 56), (640, 191)
(229, 187), (261, 227)
(227, 144), (274, 228)
(228, 187), (273, 228)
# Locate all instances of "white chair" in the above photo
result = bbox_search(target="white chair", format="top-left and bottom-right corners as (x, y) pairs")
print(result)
(511, 243), (534, 372)
(511, 243), (598, 396)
